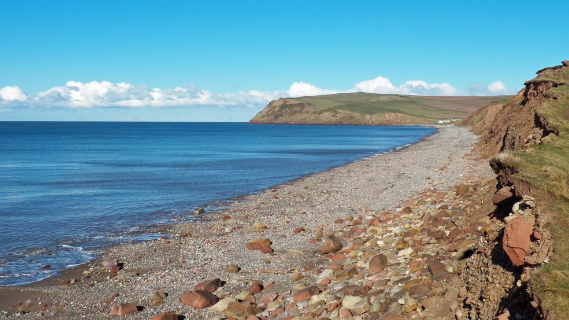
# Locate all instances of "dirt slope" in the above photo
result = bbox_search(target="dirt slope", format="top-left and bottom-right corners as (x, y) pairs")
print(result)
(459, 60), (569, 319)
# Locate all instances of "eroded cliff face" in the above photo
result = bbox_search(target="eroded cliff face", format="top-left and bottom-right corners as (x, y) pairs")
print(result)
(459, 61), (569, 319)
(249, 98), (430, 125)
(461, 73), (562, 157)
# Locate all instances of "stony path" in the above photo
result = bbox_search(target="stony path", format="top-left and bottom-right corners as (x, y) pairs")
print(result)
(1, 126), (497, 320)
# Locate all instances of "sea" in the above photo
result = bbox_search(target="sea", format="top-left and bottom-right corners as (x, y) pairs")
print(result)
(0, 122), (435, 286)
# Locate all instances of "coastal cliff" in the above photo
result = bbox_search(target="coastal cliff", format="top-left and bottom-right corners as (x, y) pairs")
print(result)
(459, 61), (569, 319)
(249, 93), (508, 125)
(249, 97), (429, 125)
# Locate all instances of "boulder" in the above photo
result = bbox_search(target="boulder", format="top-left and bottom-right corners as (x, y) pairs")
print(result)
(455, 184), (469, 196)
(114, 272), (137, 279)
(249, 238), (271, 246)
(209, 297), (236, 312)
(408, 284), (429, 296)
(428, 230), (445, 239)
(428, 262), (446, 276)
(342, 296), (363, 309)
(225, 302), (262, 320)
(503, 216), (534, 266)
(150, 312), (179, 320)
(151, 291), (167, 306)
(251, 222), (266, 232)
(225, 265), (241, 273)
(259, 292), (278, 303)
(291, 273), (303, 282)
(421, 297), (435, 310)
(340, 308), (352, 318)
(321, 235), (343, 254)
(492, 186), (513, 204)
(369, 254), (388, 273)
(247, 281), (262, 294)
(400, 207), (412, 214)
(179, 290), (219, 309)
(110, 303), (138, 317)
(335, 266), (358, 281)
(395, 239), (409, 250)
(351, 300), (371, 315)
(337, 285), (370, 296)
(102, 259), (118, 271)
(194, 278), (222, 293)
(293, 286), (320, 303)
(245, 242), (273, 253)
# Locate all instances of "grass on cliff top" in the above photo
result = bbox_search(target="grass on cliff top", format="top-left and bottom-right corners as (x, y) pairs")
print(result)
(500, 66), (569, 316)
(294, 92), (508, 120)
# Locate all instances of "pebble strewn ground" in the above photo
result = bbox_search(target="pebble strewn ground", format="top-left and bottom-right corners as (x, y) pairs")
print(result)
(1, 126), (501, 320)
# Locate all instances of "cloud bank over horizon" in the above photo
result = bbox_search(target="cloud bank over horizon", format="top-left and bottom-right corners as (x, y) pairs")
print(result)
(0, 77), (519, 110)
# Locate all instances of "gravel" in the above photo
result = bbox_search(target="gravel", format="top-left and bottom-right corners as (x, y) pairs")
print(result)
(3, 125), (494, 319)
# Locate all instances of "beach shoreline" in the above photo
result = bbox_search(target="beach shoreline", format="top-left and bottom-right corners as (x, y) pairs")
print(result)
(0, 125), (495, 319)
(3, 126), (439, 289)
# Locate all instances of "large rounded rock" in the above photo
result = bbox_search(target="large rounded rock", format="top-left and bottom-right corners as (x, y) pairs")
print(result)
(180, 290), (219, 309)
(247, 281), (263, 294)
(492, 186), (513, 204)
(342, 295), (363, 309)
(194, 278), (222, 293)
(408, 284), (429, 296)
(150, 312), (179, 320)
(225, 265), (241, 273)
(503, 216), (534, 266)
(245, 242), (273, 253)
(369, 254), (388, 273)
(102, 258), (119, 271)
(428, 262), (446, 276)
(293, 286), (320, 303)
(337, 285), (370, 296)
(455, 184), (469, 196)
(209, 297), (236, 312)
(321, 235), (343, 254)
(225, 302), (262, 320)
(110, 303), (138, 316)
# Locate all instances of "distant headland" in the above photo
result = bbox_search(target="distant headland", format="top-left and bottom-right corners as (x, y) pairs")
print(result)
(249, 92), (512, 125)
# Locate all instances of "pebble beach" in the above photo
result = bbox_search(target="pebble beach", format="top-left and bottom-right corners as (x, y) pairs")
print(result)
(0, 125), (497, 320)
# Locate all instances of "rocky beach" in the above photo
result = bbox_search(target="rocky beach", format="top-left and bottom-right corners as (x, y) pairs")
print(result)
(2, 125), (531, 320)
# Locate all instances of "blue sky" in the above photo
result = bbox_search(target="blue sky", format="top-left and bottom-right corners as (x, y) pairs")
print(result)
(1, 1), (568, 121)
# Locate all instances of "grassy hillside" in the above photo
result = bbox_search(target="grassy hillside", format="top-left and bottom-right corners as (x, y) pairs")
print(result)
(250, 92), (511, 125)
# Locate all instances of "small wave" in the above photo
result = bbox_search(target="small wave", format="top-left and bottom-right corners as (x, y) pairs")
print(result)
(59, 244), (83, 251)
(395, 143), (411, 150)
(4, 272), (33, 278)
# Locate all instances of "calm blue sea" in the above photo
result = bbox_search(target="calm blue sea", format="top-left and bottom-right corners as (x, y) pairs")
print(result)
(0, 122), (434, 286)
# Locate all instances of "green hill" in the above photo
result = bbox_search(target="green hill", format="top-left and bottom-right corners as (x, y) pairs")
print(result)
(249, 92), (511, 125)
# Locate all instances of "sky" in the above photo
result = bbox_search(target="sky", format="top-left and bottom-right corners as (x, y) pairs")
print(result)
(1, 1), (568, 122)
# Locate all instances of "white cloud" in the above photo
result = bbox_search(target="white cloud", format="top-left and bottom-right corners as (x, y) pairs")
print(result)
(0, 77), (518, 109)
(399, 80), (461, 96)
(286, 82), (337, 97)
(488, 81), (506, 92)
(353, 76), (398, 94)
(352, 77), (460, 96)
(466, 81), (518, 96)
(0, 86), (28, 102)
